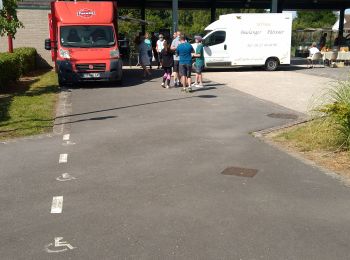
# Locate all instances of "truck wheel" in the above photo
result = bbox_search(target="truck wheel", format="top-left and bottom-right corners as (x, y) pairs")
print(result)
(58, 76), (70, 88)
(58, 77), (65, 88)
(265, 58), (279, 71)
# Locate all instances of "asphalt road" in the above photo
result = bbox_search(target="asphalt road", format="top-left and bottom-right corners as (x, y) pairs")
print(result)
(1, 69), (350, 259)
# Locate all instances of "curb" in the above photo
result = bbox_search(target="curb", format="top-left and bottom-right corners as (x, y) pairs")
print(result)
(53, 87), (72, 135)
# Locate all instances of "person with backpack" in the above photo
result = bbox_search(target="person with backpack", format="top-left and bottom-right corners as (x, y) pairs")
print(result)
(159, 40), (174, 89)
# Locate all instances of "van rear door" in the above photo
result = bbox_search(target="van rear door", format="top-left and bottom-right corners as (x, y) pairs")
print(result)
(203, 30), (230, 67)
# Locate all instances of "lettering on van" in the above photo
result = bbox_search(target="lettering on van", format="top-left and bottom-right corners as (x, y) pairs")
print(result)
(247, 43), (278, 48)
(241, 30), (261, 35)
(267, 30), (285, 35)
(77, 9), (96, 18)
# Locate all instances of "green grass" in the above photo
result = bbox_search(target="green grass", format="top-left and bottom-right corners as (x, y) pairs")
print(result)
(0, 71), (59, 140)
(273, 119), (345, 152)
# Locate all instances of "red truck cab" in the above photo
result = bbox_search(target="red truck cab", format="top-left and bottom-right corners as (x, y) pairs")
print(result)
(45, 1), (122, 86)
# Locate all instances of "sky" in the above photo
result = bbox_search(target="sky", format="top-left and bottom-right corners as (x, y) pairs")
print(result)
(284, 9), (350, 19)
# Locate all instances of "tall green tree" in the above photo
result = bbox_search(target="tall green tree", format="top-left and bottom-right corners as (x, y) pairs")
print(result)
(293, 11), (337, 30)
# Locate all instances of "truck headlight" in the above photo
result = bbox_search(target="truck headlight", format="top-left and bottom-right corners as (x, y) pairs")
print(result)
(59, 48), (70, 59)
(110, 49), (120, 58)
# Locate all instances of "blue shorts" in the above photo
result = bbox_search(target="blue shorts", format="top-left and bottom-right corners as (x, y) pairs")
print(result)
(195, 64), (204, 74)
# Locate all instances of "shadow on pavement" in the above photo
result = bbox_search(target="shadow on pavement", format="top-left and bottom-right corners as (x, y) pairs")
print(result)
(55, 95), (217, 120)
(70, 69), (164, 89)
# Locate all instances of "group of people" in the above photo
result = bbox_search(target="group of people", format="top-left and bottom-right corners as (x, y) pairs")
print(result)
(306, 32), (350, 68)
(318, 32), (349, 51)
(136, 31), (205, 93)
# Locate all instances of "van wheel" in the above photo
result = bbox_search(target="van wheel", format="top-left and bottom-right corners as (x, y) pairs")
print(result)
(265, 58), (279, 71)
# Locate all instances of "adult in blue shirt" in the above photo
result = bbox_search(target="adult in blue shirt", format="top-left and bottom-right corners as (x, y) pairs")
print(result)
(176, 34), (194, 92)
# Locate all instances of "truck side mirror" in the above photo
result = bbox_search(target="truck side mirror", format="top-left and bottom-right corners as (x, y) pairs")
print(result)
(45, 39), (52, 50)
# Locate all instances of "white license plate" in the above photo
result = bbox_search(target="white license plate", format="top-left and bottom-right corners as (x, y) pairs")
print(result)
(82, 73), (100, 79)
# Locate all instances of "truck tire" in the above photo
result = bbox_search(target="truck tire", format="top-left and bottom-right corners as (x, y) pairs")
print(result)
(265, 58), (279, 71)
(58, 76), (66, 88)
(58, 75), (71, 88)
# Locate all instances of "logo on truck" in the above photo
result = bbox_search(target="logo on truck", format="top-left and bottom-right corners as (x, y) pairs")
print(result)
(77, 9), (96, 18)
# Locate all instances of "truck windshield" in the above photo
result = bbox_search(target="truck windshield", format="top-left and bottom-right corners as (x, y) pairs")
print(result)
(60, 26), (116, 48)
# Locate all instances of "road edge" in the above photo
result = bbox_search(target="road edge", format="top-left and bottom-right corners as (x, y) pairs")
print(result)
(53, 87), (72, 136)
(252, 119), (350, 187)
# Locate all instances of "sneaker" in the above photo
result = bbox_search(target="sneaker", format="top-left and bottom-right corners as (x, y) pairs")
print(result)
(191, 82), (198, 87)
(181, 87), (186, 92)
(166, 85), (170, 89)
(161, 82), (165, 88)
(174, 82), (179, 87)
(196, 84), (204, 88)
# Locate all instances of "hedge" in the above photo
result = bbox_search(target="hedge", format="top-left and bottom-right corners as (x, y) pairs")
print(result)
(0, 53), (22, 88)
(14, 47), (37, 75)
(0, 47), (37, 88)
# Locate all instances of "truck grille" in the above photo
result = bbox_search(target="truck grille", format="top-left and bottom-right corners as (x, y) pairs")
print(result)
(76, 63), (106, 72)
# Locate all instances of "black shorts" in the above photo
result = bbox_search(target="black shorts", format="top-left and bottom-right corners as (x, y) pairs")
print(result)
(173, 60), (179, 73)
(179, 64), (192, 78)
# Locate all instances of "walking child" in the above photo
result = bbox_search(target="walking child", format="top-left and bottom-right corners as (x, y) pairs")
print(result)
(192, 36), (205, 88)
(159, 41), (174, 89)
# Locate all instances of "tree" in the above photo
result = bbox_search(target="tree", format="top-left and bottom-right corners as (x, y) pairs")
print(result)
(293, 11), (337, 30)
(0, 0), (24, 52)
(118, 8), (267, 40)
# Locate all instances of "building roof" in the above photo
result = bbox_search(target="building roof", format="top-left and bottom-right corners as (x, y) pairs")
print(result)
(19, 0), (350, 10)
(332, 14), (350, 31)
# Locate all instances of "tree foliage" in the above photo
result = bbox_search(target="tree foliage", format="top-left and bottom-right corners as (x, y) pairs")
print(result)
(0, 0), (23, 38)
(118, 8), (266, 38)
(293, 11), (337, 30)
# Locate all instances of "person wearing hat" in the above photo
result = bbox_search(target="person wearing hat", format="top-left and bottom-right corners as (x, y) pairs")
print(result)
(192, 35), (205, 87)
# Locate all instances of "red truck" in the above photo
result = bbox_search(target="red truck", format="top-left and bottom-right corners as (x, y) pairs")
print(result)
(45, 1), (123, 86)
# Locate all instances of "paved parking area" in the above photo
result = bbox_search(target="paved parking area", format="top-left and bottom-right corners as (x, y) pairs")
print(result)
(1, 69), (350, 259)
(204, 66), (350, 114)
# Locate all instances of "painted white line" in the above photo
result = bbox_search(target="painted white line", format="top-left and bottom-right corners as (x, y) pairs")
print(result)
(59, 154), (68, 164)
(56, 173), (77, 182)
(51, 196), (63, 214)
(63, 134), (70, 141)
(62, 141), (76, 146)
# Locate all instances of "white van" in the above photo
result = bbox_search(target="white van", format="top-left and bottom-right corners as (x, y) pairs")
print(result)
(199, 13), (292, 71)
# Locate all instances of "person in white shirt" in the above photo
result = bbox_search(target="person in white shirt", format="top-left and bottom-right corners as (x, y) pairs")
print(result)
(156, 34), (165, 69)
(307, 42), (320, 68)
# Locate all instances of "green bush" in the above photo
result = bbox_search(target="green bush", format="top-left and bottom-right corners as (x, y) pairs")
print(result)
(0, 52), (21, 88)
(0, 47), (37, 89)
(316, 80), (350, 149)
(14, 47), (37, 75)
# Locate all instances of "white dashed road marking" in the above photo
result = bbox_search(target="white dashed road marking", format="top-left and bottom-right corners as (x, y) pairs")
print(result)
(59, 154), (68, 163)
(51, 196), (63, 214)
(56, 173), (77, 182)
(63, 134), (70, 141)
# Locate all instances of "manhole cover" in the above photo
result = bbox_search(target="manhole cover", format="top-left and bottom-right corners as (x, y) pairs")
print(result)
(267, 113), (298, 120)
(221, 167), (258, 178)
(196, 95), (217, 98)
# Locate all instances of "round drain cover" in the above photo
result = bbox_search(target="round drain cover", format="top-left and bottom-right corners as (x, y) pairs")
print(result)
(221, 167), (258, 178)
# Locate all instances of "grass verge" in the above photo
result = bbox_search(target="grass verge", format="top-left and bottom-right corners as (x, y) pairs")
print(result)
(270, 119), (350, 179)
(0, 70), (59, 140)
